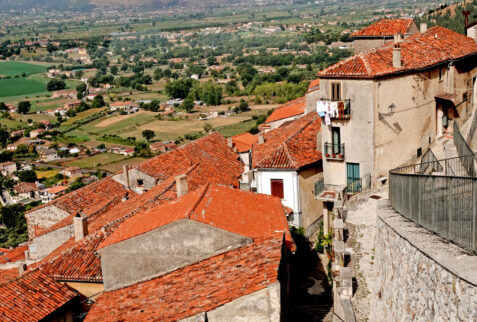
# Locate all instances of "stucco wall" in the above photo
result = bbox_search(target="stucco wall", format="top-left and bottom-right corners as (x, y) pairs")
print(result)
(29, 225), (73, 260)
(374, 205), (477, 321)
(180, 283), (281, 322)
(65, 282), (103, 300)
(298, 163), (323, 235)
(99, 219), (251, 291)
(25, 205), (69, 240)
(113, 168), (157, 193)
(318, 79), (375, 187)
(255, 170), (300, 225)
(353, 38), (391, 53)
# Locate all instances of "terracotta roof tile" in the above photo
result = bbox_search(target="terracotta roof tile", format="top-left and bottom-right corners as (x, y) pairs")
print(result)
(85, 236), (283, 321)
(0, 270), (78, 321)
(0, 245), (28, 264)
(99, 184), (292, 250)
(351, 18), (414, 37)
(13, 182), (38, 194)
(307, 79), (320, 93)
(320, 26), (477, 79)
(38, 231), (105, 282)
(232, 132), (258, 152)
(265, 96), (306, 124)
(133, 132), (242, 183)
(0, 268), (18, 285)
(254, 112), (322, 169)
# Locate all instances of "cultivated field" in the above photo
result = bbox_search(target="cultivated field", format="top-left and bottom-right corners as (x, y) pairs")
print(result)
(0, 61), (46, 77)
(67, 153), (128, 169)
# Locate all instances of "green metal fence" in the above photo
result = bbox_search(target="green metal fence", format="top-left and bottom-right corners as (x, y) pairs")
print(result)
(389, 157), (477, 253)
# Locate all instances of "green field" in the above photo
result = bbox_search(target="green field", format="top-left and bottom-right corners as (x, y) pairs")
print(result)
(216, 119), (257, 137)
(0, 75), (82, 100)
(0, 75), (48, 98)
(67, 153), (128, 168)
(0, 61), (47, 77)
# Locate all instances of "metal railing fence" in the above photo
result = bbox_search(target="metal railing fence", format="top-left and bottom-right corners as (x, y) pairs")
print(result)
(347, 174), (371, 194)
(324, 143), (345, 159)
(390, 156), (477, 253)
(454, 122), (477, 177)
(419, 148), (443, 174)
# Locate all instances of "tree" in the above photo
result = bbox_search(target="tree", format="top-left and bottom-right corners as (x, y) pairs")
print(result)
(182, 97), (194, 113)
(91, 95), (105, 108)
(238, 99), (249, 112)
(46, 78), (66, 91)
(203, 122), (213, 133)
(110, 65), (118, 75)
(142, 129), (155, 142)
(18, 170), (37, 183)
(165, 79), (193, 99)
(17, 101), (31, 114)
(0, 128), (9, 147)
(0, 102), (7, 111)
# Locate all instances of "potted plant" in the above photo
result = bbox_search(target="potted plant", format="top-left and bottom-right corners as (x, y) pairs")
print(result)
(321, 233), (333, 260)
(326, 153), (330, 157)
(339, 153), (343, 159)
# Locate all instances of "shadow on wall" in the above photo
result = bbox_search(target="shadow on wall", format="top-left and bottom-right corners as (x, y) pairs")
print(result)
(287, 227), (333, 322)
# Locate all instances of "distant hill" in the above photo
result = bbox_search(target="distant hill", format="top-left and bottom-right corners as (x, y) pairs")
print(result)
(0, 0), (255, 11)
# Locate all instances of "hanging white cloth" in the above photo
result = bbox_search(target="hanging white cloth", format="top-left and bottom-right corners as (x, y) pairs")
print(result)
(324, 114), (331, 126)
(316, 100), (328, 117)
(329, 101), (339, 118)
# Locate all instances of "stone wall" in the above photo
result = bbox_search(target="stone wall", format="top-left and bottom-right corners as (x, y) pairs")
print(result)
(180, 283), (281, 322)
(25, 205), (69, 240)
(374, 204), (477, 321)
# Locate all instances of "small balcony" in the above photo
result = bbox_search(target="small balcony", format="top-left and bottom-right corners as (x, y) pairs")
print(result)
(317, 99), (351, 120)
(324, 143), (345, 161)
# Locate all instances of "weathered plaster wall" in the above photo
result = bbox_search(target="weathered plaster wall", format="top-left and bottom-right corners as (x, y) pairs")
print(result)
(353, 38), (391, 53)
(318, 79), (375, 187)
(298, 163), (323, 236)
(99, 219), (251, 291)
(113, 168), (156, 193)
(374, 204), (477, 321)
(65, 282), (103, 300)
(180, 283), (281, 322)
(25, 205), (69, 240)
(29, 225), (73, 260)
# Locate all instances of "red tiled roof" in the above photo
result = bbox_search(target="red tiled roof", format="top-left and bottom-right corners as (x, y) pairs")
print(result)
(27, 177), (132, 236)
(0, 270), (77, 321)
(38, 231), (105, 282)
(99, 184), (292, 250)
(13, 182), (38, 194)
(85, 235), (283, 321)
(0, 268), (18, 285)
(265, 96), (306, 124)
(351, 18), (414, 37)
(254, 112), (322, 169)
(232, 132), (258, 153)
(133, 132), (242, 183)
(319, 26), (477, 79)
(48, 185), (69, 195)
(307, 79), (320, 93)
(0, 245), (28, 264)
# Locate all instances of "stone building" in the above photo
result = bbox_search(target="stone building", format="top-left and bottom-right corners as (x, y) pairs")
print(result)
(85, 184), (292, 321)
(351, 18), (419, 52)
(313, 26), (477, 192)
(252, 112), (323, 235)
(0, 161), (17, 176)
(112, 132), (242, 194)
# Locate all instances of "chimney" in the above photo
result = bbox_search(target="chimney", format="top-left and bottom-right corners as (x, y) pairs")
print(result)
(227, 137), (233, 148)
(73, 211), (88, 242)
(393, 43), (402, 68)
(24, 250), (29, 260)
(18, 263), (27, 276)
(420, 23), (427, 33)
(175, 175), (188, 198)
(393, 33), (402, 44)
(123, 164), (130, 190)
(258, 133), (264, 144)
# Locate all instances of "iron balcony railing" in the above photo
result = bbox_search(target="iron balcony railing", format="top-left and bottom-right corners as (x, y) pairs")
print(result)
(319, 98), (351, 119)
(324, 143), (345, 160)
(314, 178), (325, 198)
(347, 174), (371, 194)
(389, 156), (477, 253)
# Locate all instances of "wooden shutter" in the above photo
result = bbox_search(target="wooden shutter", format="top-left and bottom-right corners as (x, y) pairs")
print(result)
(270, 179), (284, 199)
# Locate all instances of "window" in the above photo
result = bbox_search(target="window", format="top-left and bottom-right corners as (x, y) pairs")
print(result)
(270, 179), (284, 199)
(331, 82), (341, 101)
(439, 67), (444, 82)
